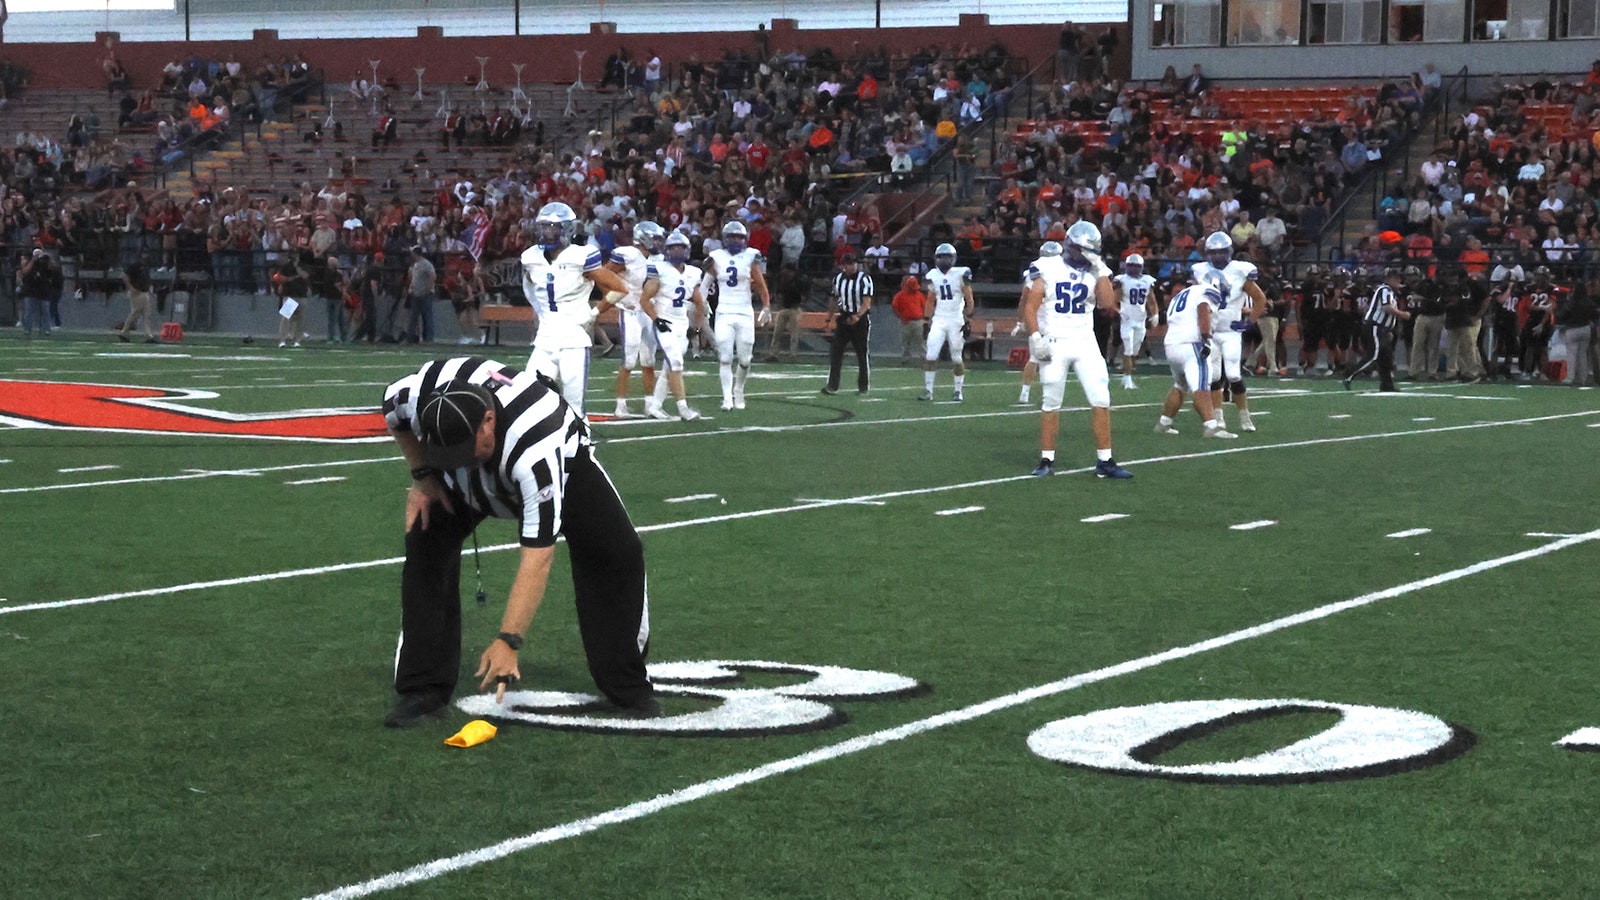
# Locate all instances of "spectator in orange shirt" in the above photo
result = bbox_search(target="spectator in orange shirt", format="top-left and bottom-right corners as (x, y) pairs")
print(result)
(891, 275), (927, 364)
(1459, 235), (1491, 280)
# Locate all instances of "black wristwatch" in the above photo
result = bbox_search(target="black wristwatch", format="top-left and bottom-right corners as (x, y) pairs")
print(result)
(496, 632), (524, 651)
(410, 466), (441, 481)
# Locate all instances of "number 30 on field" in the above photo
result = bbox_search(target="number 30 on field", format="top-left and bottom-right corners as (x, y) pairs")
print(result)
(456, 660), (1600, 783)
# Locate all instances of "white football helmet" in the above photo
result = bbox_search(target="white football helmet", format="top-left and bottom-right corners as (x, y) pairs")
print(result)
(1038, 241), (1063, 258)
(1065, 220), (1101, 265)
(934, 242), (957, 271)
(1123, 253), (1144, 277)
(1203, 231), (1233, 267)
(664, 231), (691, 265)
(535, 202), (578, 251)
(722, 220), (748, 253)
(634, 220), (666, 255)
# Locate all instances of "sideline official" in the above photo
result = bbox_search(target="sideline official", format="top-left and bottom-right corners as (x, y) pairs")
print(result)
(380, 356), (659, 728)
(822, 252), (874, 394)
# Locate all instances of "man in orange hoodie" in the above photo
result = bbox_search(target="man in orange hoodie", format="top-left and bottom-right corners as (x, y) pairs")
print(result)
(892, 275), (927, 365)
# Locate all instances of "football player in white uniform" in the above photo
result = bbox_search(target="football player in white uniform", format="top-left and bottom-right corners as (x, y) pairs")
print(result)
(1010, 241), (1062, 405)
(920, 242), (975, 402)
(1113, 253), (1160, 390)
(1154, 277), (1235, 438)
(702, 220), (773, 410)
(639, 231), (707, 421)
(521, 202), (629, 417)
(1020, 221), (1132, 479)
(604, 220), (666, 418)
(1191, 231), (1267, 433)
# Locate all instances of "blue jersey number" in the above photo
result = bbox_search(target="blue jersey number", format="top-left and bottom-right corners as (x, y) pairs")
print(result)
(1127, 286), (1147, 307)
(939, 283), (954, 301)
(1053, 281), (1089, 314)
(545, 274), (557, 312)
(1207, 274), (1229, 309)
(1172, 292), (1188, 314)
(725, 264), (739, 288)
(671, 285), (686, 308)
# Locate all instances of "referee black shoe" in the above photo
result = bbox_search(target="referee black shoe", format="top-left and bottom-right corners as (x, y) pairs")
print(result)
(820, 387), (837, 395)
(614, 696), (664, 719)
(383, 692), (450, 728)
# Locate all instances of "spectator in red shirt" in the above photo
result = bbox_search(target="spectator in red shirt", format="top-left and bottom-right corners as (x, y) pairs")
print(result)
(891, 275), (926, 364)
(745, 133), (771, 173)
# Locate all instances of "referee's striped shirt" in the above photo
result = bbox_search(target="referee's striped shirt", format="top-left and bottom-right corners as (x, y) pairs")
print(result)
(832, 269), (874, 314)
(1363, 284), (1400, 330)
(382, 356), (591, 547)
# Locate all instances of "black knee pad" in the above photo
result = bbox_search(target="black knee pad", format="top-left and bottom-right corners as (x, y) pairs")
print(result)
(1230, 379), (1246, 395)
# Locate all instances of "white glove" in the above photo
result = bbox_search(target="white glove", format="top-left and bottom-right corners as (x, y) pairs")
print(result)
(1087, 253), (1112, 280)
(757, 308), (773, 327)
(583, 304), (599, 326)
(1009, 321), (1024, 337)
(1028, 331), (1051, 362)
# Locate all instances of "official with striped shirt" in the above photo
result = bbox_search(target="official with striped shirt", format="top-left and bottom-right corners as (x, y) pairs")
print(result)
(823, 253), (874, 394)
(1344, 268), (1411, 393)
(380, 356), (657, 727)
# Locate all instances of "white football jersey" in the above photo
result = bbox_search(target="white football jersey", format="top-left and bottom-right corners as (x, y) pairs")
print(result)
(608, 245), (656, 311)
(647, 262), (703, 326)
(1114, 273), (1157, 319)
(1029, 255), (1101, 339)
(704, 247), (765, 316)
(924, 265), (971, 320)
(1191, 259), (1257, 328)
(522, 242), (603, 350)
(1163, 284), (1217, 345)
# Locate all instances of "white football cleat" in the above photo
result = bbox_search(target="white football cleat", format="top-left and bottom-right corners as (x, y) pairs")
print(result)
(1153, 422), (1179, 435)
(720, 401), (734, 412)
(1122, 376), (1136, 390)
(679, 407), (702, 421)
(614, 402), (629, 418)
(646, 404), (673, 421)
(1204, 426), (1238, 439)
(733, 393), (745, 410)
(1238, 413), (1256, 432)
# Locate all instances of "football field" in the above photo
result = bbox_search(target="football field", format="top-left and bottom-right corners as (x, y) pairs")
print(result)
(3, 335), (1599, 899)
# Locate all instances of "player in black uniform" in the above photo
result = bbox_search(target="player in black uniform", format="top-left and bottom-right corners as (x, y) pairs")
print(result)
(1297, 265), (1332, 375)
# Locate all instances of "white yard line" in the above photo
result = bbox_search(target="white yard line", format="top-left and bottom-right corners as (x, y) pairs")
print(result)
(56, 465), (120, 474)
(1230, 520), (1277, 531)
(1080, 513), (1129, 523)
(663, 493), (719, 503)
(934, 506), (984, 516)
(285, 477), (347, 486)
(0, 456), (399, 495)
(11, 409), (1598, 619)
(1387, 528), (1433, 539)
(305, 527), (1600, 900)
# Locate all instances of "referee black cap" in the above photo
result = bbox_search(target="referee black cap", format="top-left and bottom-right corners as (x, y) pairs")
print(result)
(417, 379), (495, 468)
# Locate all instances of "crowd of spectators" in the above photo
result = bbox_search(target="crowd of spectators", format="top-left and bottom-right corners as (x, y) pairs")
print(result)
(3, 40), (1018, 339)
(945, 59), (1439, 284)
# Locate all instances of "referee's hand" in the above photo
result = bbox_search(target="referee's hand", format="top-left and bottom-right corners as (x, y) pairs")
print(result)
(406, 475), (455, 531)
(476, 640), (521, 703)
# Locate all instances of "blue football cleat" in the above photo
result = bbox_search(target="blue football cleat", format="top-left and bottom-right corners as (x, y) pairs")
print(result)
(1094, 459), (1133, 479)
(1030, 459), (1054, 477)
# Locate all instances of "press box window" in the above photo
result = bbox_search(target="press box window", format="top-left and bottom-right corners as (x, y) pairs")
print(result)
(1152, 1), (1223, 47)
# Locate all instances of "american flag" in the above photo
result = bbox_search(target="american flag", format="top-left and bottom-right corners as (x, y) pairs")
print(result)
(466, 208), (490, 261)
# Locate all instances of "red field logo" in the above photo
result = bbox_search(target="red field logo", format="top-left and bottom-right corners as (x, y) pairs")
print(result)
(0, 380), (389, 442)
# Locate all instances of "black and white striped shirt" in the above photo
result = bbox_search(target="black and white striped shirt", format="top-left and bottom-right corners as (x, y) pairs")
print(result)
(383, 357), (591, 547)
(831, 270), (874, 315)
(1363, 284), (1401, 330)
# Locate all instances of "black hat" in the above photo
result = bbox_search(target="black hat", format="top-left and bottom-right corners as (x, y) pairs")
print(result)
(416, 379), (495, 468)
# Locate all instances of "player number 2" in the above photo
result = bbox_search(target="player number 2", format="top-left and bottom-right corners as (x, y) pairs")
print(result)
(1054, 282), (1088, 314)
(671, 285), (686, 308)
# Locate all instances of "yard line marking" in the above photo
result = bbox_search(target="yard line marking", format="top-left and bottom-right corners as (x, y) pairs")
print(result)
(11, 409), (1600, 617)
(1080, 513), (1129, 523)
(663, 493), (718, 503)
(1230, 520), (1277, 531)
(1387, 528), (1432, 538)
(796, 498), (887, 506)
(285, 476), (346, 486)
(305, 528), (1600, 900)
(0, 456), (397, 495)
(935, 506), (984, 516)
(56, 464), (120, 473)
(1526, 531), (1580, 538)
(1589, 423), (1600, 428)
(1413, 417), (1435, 422)
(1377, 392), (1514, 401)
(1329, 414), (1351, 419)
(0, 459), (12, 464)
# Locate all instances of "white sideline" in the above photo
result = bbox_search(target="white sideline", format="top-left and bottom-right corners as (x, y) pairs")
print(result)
(5, 409), (1599, 619)
(305, 528), (1600, 899)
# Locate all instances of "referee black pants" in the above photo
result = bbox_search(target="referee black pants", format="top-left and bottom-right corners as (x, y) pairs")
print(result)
(1346, 324), (1397, 390)
(826, 314), (871, 392)
(396, 447), (654, 709)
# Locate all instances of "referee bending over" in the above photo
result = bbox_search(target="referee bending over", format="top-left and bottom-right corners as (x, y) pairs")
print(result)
(823, 252), (875, 395)
(1344, 267), (1411, 393)
(380, 356), (659, 727)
